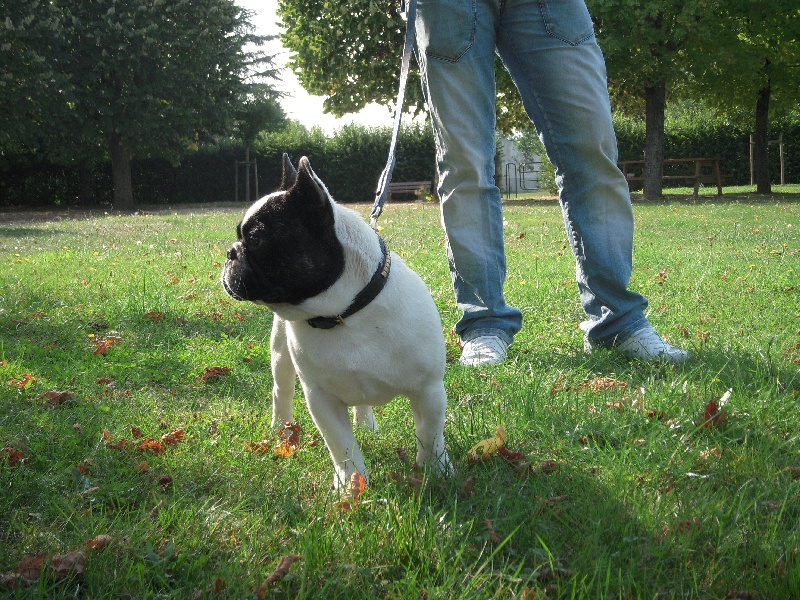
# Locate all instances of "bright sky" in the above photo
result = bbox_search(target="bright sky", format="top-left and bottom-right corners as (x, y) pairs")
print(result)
(237, 0), (395, 134)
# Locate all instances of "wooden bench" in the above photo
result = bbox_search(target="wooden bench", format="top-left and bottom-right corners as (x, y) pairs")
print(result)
(386, 181), (433, 202)
(619, 158), (724, 198)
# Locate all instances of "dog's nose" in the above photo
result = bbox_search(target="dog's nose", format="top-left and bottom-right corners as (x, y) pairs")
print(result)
(227, 245), (238, 261)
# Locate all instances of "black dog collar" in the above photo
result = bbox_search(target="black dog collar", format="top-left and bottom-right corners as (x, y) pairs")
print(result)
(307, 235), (391, 329)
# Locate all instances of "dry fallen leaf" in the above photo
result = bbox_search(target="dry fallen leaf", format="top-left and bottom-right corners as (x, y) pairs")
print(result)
(136, 439), (165, 454)
(697, 397), (729, 429)
(256, 554), (302, 597)
(274, 422), (301, 458)
(161, 429), (184, 445)
(93, 336), (121, 355)
(198, 366), (229, 382)
(9, 373), (36, 389)
(40, 390), (74, 408)
(335, 472), (367, 512)
(1, 445), (25, 467)
(84, 534), (113, 551)
(467, 424), (506, 462)
(575, 377), (628, 392)
(245, 440), (271, 454)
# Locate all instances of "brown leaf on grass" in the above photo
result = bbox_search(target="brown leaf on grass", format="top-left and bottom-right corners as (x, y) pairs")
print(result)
(143, 311), (165, 322)
(135, 460), (152, 474)
(136, 439), (165, 454)
(697, 398), (728, 429)
(9, 373), (36, 389)
(535, 495), (569, 513)
(244, 440), (271, 454)
(0, 550), (84, 587)
(161, 429), (184, 445)
(256, 554), (302, 596)
(84, 534), (113, 551)
(784, 466), (800, 479)
(497, 446), (560, 477)
(15, 552), (49, 582)
(1, 445), (25, 467)
(335, 472), (367, 512)
(40, 390), (74, 408)
(198, 366), (229, 382)
(101, 428), (129, 450)
(274, 422), (301, 458)
(208, 577), (226, 594)
(77, 459), (94, 474)
(484, 518), (501, 544)
(462, 476), (475, 497)
(395, 447), (410, 465)
(131, 425), (142, 438)
(574, 377), (628, 393)
(93, 336), (121, 355)
(0, 571), (19, 590)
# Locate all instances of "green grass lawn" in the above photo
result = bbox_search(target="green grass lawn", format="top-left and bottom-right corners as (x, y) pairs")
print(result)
(1, 191), (799, 599)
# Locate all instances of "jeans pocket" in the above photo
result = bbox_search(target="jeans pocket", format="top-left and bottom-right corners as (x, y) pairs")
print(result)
(415, 0), (476, 62)
(538, 0), (595, 45)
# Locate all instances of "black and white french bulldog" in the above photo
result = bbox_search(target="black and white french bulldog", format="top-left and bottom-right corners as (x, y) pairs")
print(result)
(221, 155), (452, 488)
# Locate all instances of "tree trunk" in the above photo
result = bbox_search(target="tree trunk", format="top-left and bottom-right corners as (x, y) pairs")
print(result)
(753, 84), (771, 194)
(109, 133), (134, 211)
(643, 80), (666, 202)
(78, 164), (93, 205)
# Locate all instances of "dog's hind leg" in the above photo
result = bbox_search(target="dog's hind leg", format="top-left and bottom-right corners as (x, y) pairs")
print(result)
(270, 317), (297, 427)
(353, 405), (378, 432)
(408, 383), (453, 477)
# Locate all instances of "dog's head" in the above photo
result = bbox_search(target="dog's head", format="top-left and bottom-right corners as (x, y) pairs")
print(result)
(221, 155), (345, 305)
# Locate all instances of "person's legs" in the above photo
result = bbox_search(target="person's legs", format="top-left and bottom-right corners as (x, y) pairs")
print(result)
(415, 0), (523, 349)
(495, 0), (649, 343)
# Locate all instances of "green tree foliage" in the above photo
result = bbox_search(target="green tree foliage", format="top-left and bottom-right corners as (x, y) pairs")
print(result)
(588, 0), (721, 200)
(277, 0), (529, 130)
(1, 0), (275, 210)
(277, 0), (421, 117)
(58, 0), (256, 210)
(689, 0), (800, 193)
(0, 0), (64, 152)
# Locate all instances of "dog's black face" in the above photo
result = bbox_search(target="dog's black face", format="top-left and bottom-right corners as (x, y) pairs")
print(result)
(221, 155), (345, 305)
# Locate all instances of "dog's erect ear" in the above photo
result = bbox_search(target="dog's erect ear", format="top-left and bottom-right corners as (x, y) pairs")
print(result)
(280, 153), (298, 190)
(295, 157), (329, 207)
(288, 157), (335, 230)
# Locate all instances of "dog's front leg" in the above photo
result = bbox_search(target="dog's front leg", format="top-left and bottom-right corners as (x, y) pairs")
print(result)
(270, 317), (296, 427)
(305, 387), (368, 489)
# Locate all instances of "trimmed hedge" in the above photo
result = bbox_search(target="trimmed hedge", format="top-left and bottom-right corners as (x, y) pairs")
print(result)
(614, 111), (799, 185)
(1, 112), (796, 208)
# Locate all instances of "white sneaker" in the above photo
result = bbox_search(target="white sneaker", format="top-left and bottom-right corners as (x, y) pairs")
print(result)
(586, 324), (688, 364)
(459, 335), (509, 366)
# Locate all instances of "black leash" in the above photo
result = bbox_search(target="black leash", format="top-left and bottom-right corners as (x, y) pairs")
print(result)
(369, 0), (418, 230)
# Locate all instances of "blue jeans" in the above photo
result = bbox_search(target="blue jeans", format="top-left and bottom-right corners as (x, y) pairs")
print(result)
(414, 0), (649, 346)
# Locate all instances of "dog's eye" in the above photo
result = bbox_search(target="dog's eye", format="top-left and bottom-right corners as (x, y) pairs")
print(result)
(247, 235), (262, 249)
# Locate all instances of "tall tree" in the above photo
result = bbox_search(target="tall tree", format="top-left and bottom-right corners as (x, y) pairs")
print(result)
(0, 0), (64, 153)
(277, 0), (418, 118)
(57, 0), (258, 210)
(588, 0), (719, 200)
(690, 0), (800, 193)
(2, 0), (281, 210)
